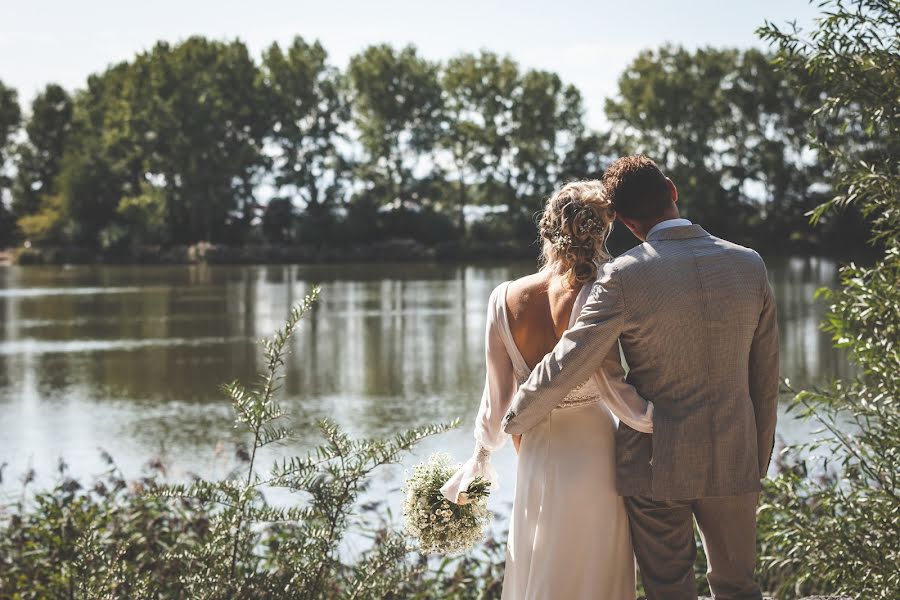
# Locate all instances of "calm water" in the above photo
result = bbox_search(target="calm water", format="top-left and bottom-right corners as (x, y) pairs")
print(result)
(0, 258), (851, 511)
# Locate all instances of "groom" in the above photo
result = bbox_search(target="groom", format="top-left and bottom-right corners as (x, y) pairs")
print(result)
(503, 155), (779, 600)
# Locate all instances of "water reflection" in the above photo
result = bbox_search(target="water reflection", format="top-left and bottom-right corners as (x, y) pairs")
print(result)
(0, 258), (850, 499)
(766, 256), (852, 386)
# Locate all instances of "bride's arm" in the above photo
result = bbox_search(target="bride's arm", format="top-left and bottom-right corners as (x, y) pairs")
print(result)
(593, 342), (654, 433)
(441, 284), (518, 504)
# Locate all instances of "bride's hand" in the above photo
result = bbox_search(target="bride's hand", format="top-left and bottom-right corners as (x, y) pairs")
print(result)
(513, 434), (522, 454)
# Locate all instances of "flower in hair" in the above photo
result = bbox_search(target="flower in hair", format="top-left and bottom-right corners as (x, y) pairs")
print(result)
(576, 215), (606, 237)
(552, 234), (573, 252)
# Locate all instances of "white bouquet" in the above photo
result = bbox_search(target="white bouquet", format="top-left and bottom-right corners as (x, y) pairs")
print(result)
(402, 453), (491, 554)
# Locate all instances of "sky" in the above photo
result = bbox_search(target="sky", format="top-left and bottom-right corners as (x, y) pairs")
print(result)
(0, 0), (820, 128)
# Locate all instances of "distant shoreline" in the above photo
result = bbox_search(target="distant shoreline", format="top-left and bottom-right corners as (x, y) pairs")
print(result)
(1, 238), (876, 267)
(2, 239), (537, 267)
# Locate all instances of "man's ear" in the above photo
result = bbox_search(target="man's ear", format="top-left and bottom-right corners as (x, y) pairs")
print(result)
(666, 177), (678, 205)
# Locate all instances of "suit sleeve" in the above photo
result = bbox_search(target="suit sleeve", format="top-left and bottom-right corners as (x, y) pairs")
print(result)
(749, 271), (780, 478)
(503, 262), (626, 435)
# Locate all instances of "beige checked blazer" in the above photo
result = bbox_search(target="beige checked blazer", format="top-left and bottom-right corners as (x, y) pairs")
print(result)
(503, 224), (780, 500)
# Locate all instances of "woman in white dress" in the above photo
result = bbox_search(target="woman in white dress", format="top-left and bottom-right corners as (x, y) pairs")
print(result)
(441, 180), (654, 600)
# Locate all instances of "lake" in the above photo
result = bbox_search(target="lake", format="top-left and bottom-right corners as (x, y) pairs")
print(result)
(0, 258), (851, 513)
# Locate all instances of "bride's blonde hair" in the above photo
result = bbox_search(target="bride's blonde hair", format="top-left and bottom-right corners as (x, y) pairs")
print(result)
(538, 180), (616, 287)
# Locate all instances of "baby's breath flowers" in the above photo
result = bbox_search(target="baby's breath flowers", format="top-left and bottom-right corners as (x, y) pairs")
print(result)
(402, 453), (491, 554)
(552, 233), (574, 252)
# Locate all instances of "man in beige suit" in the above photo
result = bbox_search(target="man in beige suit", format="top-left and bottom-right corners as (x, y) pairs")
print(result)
(503, 156), (780, 600)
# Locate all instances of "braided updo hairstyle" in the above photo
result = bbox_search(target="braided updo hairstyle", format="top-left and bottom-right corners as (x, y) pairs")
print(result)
(538, 180), (616, 287)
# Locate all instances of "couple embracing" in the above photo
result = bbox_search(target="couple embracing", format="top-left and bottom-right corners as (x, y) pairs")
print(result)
(442, 155), (780, 600)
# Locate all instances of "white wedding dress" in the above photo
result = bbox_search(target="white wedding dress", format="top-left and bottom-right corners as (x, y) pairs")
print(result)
(442, 281), (654, 600)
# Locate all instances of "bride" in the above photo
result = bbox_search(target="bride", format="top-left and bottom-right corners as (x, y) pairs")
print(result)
(441, 180), (654, 599)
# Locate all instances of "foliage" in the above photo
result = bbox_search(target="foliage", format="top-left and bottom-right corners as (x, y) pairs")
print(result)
(438, 51), (591, 230)
(16, 194), (66, 243)
(348, 44), (444, 211)
(261, 197), (297, 243)
(111, 182), (169, 248)
(439, 51), (519, 230)
(11, 84), (73, 220)
(126, 37), (270, 244)
(396, 537), (506, 600)
(0, 458), (212, 598)
(0, 78), (20, 188)
(262, 36), (350, 233)
(507, 68), (586, 217)
(150, 287), (455, 598)
(378, 205), (460, 245)
(606, 45), (836, 246)
(0, 78), (21, 241)
(755, 2), (900, 599)
(24, 38), (271, 248)
(1, 35), (873, 255)
(467, 212), (519, 243)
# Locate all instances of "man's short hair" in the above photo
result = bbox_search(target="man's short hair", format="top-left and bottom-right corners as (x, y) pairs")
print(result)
(601, 155), (671, 221)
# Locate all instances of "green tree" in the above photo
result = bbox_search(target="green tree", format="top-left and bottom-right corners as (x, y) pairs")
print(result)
(49, 62), (158, 246)
(260, 197), (295, 243)
(0, 79), (21, 241)
(11, 84), (73, 220)
(48, 39), (269, 247)
(0, 80), (19, 187)
(53, 73), (128, 246)
(440, 58), (589, 236)
(113, 182), (168, 249)
(757, 2), (899, 598)
(605, 45), (834, 247)
(606, 46), (734, 232)
(348, 45), (444, 209)
(557, 130), (618, 183)
(720, 50), (824, 242)
(507, 69), (586, 215)
(16, 194), (66, 243)
(439, 51), (519, 230)
(261, 36), (349, 243)
(132, 38), (269, 243)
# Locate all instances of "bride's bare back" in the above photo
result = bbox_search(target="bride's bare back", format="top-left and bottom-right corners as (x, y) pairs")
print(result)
(505, 272), (583, 371)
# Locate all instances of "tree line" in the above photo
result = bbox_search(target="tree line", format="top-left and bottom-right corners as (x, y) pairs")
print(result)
(0, 39), (872, 255)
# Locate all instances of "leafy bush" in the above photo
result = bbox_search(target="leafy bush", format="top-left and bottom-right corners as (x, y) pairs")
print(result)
(262, 197), (298, 243)
(755, 2), (900, 599)
(113, 183), (169, 248)
(378, 206), (459, 245)
(467, 213), (516, 243)
(0, 458), (212, 598)
(16, 193), (66, 243)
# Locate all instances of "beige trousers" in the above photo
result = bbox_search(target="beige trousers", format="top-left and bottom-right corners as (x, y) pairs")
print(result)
(624, 492), (762, 600)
